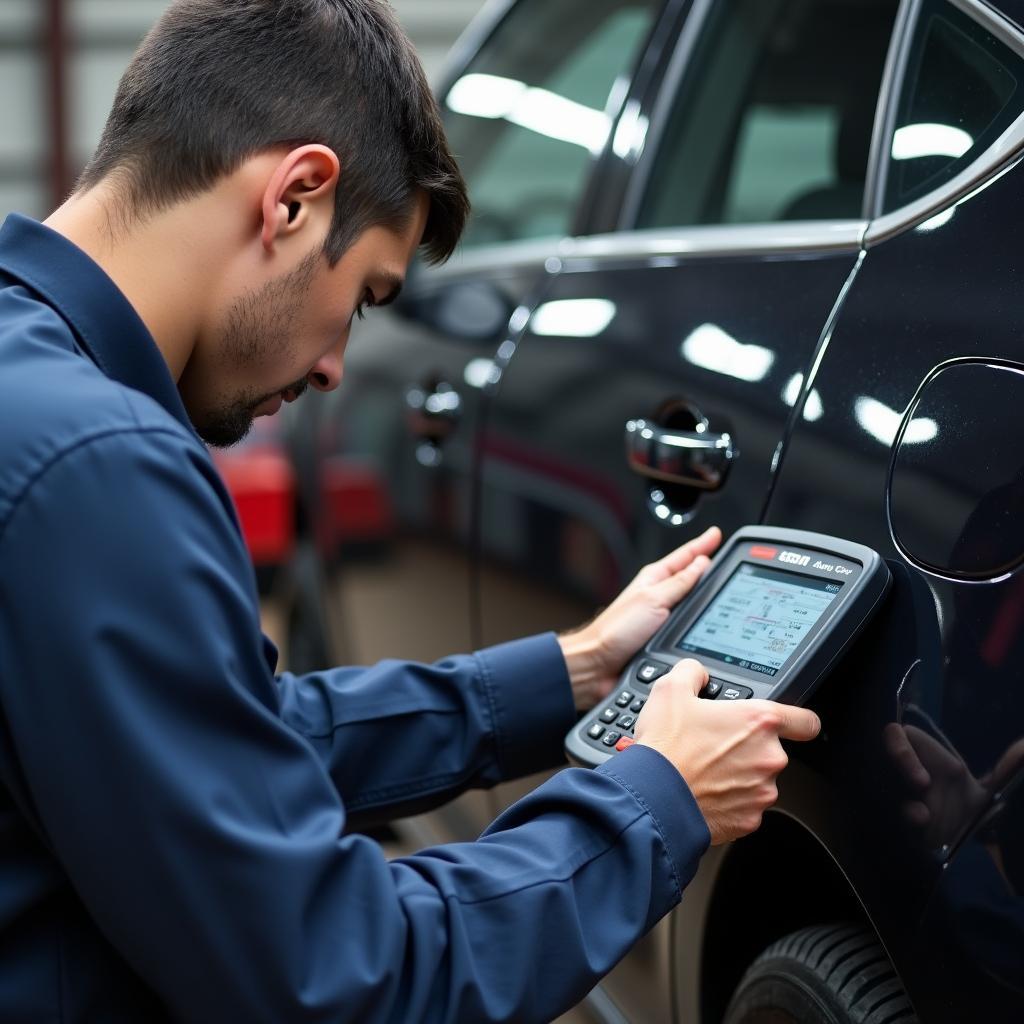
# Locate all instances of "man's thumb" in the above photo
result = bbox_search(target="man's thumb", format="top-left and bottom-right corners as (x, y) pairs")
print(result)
(667, 658), (708, 697)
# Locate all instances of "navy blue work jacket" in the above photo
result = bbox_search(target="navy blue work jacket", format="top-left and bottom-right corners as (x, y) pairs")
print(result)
(0, 214), (710, 1022)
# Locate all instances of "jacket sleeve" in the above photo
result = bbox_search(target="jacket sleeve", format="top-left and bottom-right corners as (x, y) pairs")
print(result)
(274, 632), (578, 826)
(0, 427), (710, 1023)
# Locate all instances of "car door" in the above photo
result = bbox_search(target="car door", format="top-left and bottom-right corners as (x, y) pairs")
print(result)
(474, 0), (901, 643)
(468, 1), (900, 1019)
(754, 2), (1024, 1020)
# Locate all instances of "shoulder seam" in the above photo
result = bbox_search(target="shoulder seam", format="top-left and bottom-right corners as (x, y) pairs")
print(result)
(0, 426), (192, 551)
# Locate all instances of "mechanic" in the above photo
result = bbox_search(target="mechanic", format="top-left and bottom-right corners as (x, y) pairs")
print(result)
(0, 2), (821, 1020)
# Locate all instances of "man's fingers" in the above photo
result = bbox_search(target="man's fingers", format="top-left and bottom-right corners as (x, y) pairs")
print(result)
(775, 705), (822, 742)
(885, 723), (931, 788)
(650, 555), (711, 606)
(628, 526), (720, 592)
(903, 800), (931, 827)
(657, 526), (721, 577)
(993, 737), (1024, 786)
(663, 657), (708, 697)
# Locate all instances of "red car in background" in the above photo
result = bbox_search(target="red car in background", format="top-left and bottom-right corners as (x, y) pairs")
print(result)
(211, 413), (394, 670)
(209, 419), (296, 582)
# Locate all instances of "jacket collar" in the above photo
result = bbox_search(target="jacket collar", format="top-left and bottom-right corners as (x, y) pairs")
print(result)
(0, 213), (196, 436)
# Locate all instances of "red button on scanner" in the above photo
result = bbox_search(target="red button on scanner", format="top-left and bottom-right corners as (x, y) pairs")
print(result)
(615, 737), (635, 752)
(749, 545), (778, 559)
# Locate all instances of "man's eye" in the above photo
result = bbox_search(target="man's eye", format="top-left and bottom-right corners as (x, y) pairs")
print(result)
(354, 291), (375, 321)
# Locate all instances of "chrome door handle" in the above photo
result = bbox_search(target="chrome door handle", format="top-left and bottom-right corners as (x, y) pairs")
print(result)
(625, 418), (736, 490)
(406, 382), (462, 423)
(405, 382), (462, 462)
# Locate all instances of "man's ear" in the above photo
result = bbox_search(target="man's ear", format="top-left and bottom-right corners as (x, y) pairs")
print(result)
(260, 145), (341, 252)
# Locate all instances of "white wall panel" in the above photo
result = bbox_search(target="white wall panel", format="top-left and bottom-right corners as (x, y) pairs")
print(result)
(0, 0), (44, 218)
(71, 49), (138, 168)
(69, 1), (170, 39)
(0, 181), (47, 221)
(0, 0), (41, 36)
(0, 54), (45, 163)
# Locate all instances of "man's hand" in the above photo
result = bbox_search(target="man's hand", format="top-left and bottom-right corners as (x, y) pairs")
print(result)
(558, 527), (721, 710)
(636, 659), (821, 844)
(884, 720), (991, 850)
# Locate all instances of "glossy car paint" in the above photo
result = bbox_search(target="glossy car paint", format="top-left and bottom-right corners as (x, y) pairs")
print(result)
(286, 0), (1024, 1019)
(475, 243), (859, 642)
(753, 158), (1024, 1022)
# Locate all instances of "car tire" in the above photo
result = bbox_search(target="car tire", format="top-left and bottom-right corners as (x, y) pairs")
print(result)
(723, 923), (918, 1024)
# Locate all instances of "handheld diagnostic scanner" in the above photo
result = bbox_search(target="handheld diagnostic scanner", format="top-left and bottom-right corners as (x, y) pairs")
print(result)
(566, 526), (891, 768)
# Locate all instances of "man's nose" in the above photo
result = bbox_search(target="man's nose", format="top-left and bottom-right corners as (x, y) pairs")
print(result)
(307, 346), (344, 392)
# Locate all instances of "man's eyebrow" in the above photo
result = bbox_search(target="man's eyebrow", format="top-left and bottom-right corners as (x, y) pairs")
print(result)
(375, 274), (404, 307)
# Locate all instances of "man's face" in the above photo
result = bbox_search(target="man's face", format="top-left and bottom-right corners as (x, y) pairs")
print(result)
(179, 196), (428, 447)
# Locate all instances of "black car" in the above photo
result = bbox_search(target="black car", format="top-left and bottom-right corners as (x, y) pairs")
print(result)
(281, 0), (1024, 1019)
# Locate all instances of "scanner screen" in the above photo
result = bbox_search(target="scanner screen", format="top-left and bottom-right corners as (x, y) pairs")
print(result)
(678, 563), (842, 677)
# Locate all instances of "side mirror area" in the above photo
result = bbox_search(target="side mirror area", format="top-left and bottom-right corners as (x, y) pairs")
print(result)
(395, 279), (512, 343)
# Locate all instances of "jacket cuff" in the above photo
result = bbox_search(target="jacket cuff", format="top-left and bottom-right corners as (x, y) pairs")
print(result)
(597, 744), (711, 899)
(475, 633), (577, 781)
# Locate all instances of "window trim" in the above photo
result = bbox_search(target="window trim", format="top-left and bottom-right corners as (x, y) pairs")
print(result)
(554, 220), (866, 268)
(862, 0), (922, 219)
(415, 219), (868, 281)
(864, 0), (1024, 244)
(435, 0), (674, 256)
(620, 0), (905, 235)
(573, 0), (693, 237)
(617, 0), (715, 230)
(428, 237), (565, 281)
(433, 0), (520, 100)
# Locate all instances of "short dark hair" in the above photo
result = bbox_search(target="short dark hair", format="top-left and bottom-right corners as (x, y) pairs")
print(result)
(77, 0), (469, 265)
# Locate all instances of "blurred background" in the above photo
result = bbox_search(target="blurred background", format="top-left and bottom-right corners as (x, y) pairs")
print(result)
(0, 0), (488, 220)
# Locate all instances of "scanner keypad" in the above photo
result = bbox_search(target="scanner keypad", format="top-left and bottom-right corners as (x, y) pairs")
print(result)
(581, 660), (752, 755)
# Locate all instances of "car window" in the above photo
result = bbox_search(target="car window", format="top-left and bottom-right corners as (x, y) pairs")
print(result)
(637, 0), (898, 228)
(882, 0), (1024, 214)
(442, 0), (663, 249)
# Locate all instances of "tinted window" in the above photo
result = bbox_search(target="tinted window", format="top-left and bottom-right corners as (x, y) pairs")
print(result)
(883, 0), (1024, 213)
(638, 0), (897, 228)
(443, 0), (661, 249)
